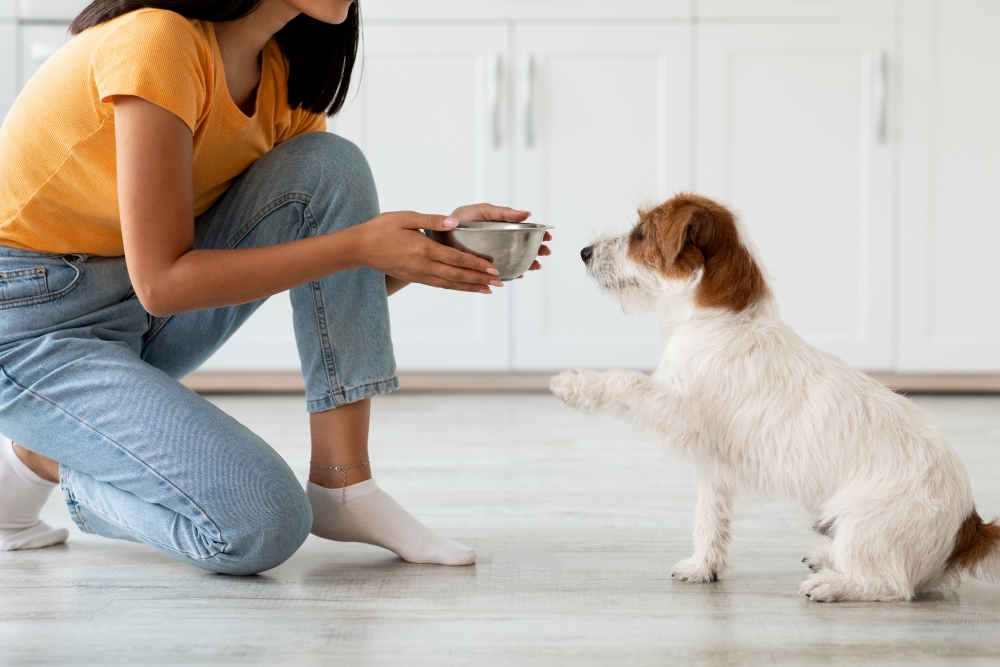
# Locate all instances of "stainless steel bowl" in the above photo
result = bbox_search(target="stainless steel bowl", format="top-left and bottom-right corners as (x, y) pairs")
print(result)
(429, 221), (553, 281)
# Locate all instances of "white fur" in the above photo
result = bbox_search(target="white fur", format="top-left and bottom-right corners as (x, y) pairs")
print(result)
(552, 225), (992, 602)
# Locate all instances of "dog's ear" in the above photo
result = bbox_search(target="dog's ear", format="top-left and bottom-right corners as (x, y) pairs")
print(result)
(674, 205), (719, 261)
(640, 196), (721, 275)
(647, 193), (770, 311)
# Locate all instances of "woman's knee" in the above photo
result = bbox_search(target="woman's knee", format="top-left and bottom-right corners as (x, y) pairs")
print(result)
(279, 132), (379, 232)
(212, 477), (313, 575)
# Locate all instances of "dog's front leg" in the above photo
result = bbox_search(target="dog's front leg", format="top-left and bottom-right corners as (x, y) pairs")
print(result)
(550, 368), (648, 415)
(672, 481), (735, 583)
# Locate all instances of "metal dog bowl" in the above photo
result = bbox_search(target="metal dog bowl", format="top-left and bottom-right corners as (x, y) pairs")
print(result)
(429, 221), (553, 281)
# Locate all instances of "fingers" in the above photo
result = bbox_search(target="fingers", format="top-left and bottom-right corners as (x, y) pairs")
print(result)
(451, 203), (532, 223)
(425, 241), (499, 277)
(413, 272), (496, 294)
(396, 212), (459, 231)
(537, 244), (551, 257)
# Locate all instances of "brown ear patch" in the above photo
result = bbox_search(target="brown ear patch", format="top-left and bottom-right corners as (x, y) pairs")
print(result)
(948, 509), (1000, 572)
(628, 193), (769, 312)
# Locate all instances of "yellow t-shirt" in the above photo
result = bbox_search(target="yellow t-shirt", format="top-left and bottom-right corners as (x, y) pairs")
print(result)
(0, 8), (327, 257)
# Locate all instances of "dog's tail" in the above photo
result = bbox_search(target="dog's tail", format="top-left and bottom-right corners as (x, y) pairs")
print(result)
(948, 509), (1000, 583)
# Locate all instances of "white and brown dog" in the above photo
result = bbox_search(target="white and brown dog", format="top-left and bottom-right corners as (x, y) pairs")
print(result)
(550, 193), (1000, 602)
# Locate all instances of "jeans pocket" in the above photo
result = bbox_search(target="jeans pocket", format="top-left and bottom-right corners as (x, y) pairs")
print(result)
(0, 255), (83, 311)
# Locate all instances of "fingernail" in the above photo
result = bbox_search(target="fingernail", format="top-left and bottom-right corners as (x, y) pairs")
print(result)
(486, 267), (500, 276)
(490, 279), (503, 287)
(479, 287), (492, 294)
(443, 217), (458, 228)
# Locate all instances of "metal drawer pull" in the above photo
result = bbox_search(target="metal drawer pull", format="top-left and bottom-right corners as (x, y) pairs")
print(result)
(486, 53), (502, 148)
(520, 54), (535, 148)
(874, 50), (889, 144)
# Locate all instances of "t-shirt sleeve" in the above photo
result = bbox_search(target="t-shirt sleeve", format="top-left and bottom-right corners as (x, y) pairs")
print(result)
(91, 10), (210, 133)
(292, 109), (328, 135)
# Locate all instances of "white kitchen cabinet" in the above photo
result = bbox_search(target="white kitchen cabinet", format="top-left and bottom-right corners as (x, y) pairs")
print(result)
(209, 25), (513, 372)
(511, 24), (691, 370)
(0, 22), (15, 120)
(19, 23), (72, 88)
(696, 22), (895, 370)
(330, 25), (511, 371)
(11, 1), (1000, 377)
(897, 0), (1000, 372)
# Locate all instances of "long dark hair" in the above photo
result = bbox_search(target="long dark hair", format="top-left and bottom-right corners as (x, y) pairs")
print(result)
(70, 0), (359, 117)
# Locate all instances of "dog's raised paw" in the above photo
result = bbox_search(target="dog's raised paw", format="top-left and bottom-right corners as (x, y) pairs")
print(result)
(671, 557), (719, 583)
(549, 370), (594, 411)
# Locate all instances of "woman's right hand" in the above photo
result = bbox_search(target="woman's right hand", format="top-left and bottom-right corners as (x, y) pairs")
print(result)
(351, 211), (503, 294)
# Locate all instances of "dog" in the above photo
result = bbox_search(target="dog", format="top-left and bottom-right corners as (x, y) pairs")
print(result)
(550, 193), (1000, 602)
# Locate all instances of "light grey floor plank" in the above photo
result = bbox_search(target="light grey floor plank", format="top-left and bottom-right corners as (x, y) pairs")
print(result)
(2, 393), (999, 666)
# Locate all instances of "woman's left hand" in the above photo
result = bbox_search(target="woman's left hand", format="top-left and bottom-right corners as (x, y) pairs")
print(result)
(450, 203), (552, 277)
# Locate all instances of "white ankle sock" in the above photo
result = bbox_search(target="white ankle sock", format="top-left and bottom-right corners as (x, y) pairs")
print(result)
(0, 435), (69, 551)
(307, 479), (475, 566)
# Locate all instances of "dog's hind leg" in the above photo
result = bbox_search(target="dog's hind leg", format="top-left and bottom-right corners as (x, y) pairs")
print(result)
(798, 510), (934, 602)
(803, 548), (831, 573)
(672, 480), (735, 583)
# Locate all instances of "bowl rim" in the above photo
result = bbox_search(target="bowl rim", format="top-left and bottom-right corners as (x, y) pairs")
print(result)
(453, 221), (554, 231)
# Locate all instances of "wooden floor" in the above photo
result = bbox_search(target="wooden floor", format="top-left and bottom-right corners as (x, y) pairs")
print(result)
(2, 393), (999, 666)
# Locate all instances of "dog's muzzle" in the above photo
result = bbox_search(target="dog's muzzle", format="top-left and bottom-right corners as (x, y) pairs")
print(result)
(580, 245), (594, 265)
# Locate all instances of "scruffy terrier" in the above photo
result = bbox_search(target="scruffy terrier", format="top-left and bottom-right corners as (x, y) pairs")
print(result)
(550, 193), (1000, 602)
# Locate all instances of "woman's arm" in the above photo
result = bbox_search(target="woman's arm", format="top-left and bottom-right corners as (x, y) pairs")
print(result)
(114, 95), (501, 317)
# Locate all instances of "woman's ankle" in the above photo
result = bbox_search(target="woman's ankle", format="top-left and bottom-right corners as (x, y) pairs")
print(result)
(308, 464), (372, 489)
(12, 444), (60, 484)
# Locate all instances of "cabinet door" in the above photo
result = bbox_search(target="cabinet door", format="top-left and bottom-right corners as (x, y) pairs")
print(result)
(19, 24), (73, 89)
(697, 23), (895, 370)
(331, 25), (511, 371)
(209, 25), (511, 372)
(0, 23), (14, 120)
(898, 0), (1000, 372)
(512, 24), (692, 370)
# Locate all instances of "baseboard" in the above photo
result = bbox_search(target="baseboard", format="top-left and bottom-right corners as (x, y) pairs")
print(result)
(181, 370), (1000, 394)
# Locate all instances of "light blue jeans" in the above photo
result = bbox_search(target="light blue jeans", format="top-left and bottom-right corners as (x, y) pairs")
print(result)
(0, 132), (397, 575)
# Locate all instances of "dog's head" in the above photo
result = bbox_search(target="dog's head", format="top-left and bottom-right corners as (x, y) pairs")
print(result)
(581, 193), (769, 314)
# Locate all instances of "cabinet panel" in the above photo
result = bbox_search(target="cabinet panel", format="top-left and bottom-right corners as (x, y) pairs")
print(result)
(697, 23), (894, 370)
(19, 24), (72, 89)
(512, 24), (691, 370)
(0, 23), (14, 120)
(333, 25), (510, 371)
(214, 25), (512, 372)
(16, 0), (88, 20)
(698, 0), (894, 20)
(361, 0), (690, 20)
(898, 0), (1000, 371)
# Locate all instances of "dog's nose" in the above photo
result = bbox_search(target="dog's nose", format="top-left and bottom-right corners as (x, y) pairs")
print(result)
(580, 246), (593, 264)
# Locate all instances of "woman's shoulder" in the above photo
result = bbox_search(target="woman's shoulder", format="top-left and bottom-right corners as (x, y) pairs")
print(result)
(88, 7), (212, 56)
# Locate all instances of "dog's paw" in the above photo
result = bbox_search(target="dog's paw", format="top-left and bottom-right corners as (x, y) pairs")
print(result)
(802, 548), (830, 573)
(550, 369), (598, 412)
(671, 557), (719, 583)
(798, 571), (849, 602)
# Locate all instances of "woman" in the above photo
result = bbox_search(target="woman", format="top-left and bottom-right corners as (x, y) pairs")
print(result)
(0, 0), (548, 573)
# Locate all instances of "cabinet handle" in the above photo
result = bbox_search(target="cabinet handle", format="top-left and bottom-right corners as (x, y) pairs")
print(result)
(874, 50), (889, 144)
(520, 54), (535, 148)
(486, 53), (502, 148)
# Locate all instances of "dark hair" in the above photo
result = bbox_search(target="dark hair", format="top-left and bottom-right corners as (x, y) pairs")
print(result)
(70, 0), (359, 117)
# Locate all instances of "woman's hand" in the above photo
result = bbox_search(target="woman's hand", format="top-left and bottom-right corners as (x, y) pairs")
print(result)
(449, 203), (552, 279)
(352, 211), (503, 294)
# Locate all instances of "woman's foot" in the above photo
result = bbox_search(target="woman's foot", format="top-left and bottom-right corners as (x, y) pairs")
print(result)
(0, 435), (69, 551)
(307, 479), (476, 566)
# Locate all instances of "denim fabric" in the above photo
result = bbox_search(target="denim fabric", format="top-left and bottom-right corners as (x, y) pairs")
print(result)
(0, 132), (397, 574)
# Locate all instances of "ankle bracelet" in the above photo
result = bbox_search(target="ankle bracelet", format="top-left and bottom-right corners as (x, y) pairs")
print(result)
(310, 460), (370, 503)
